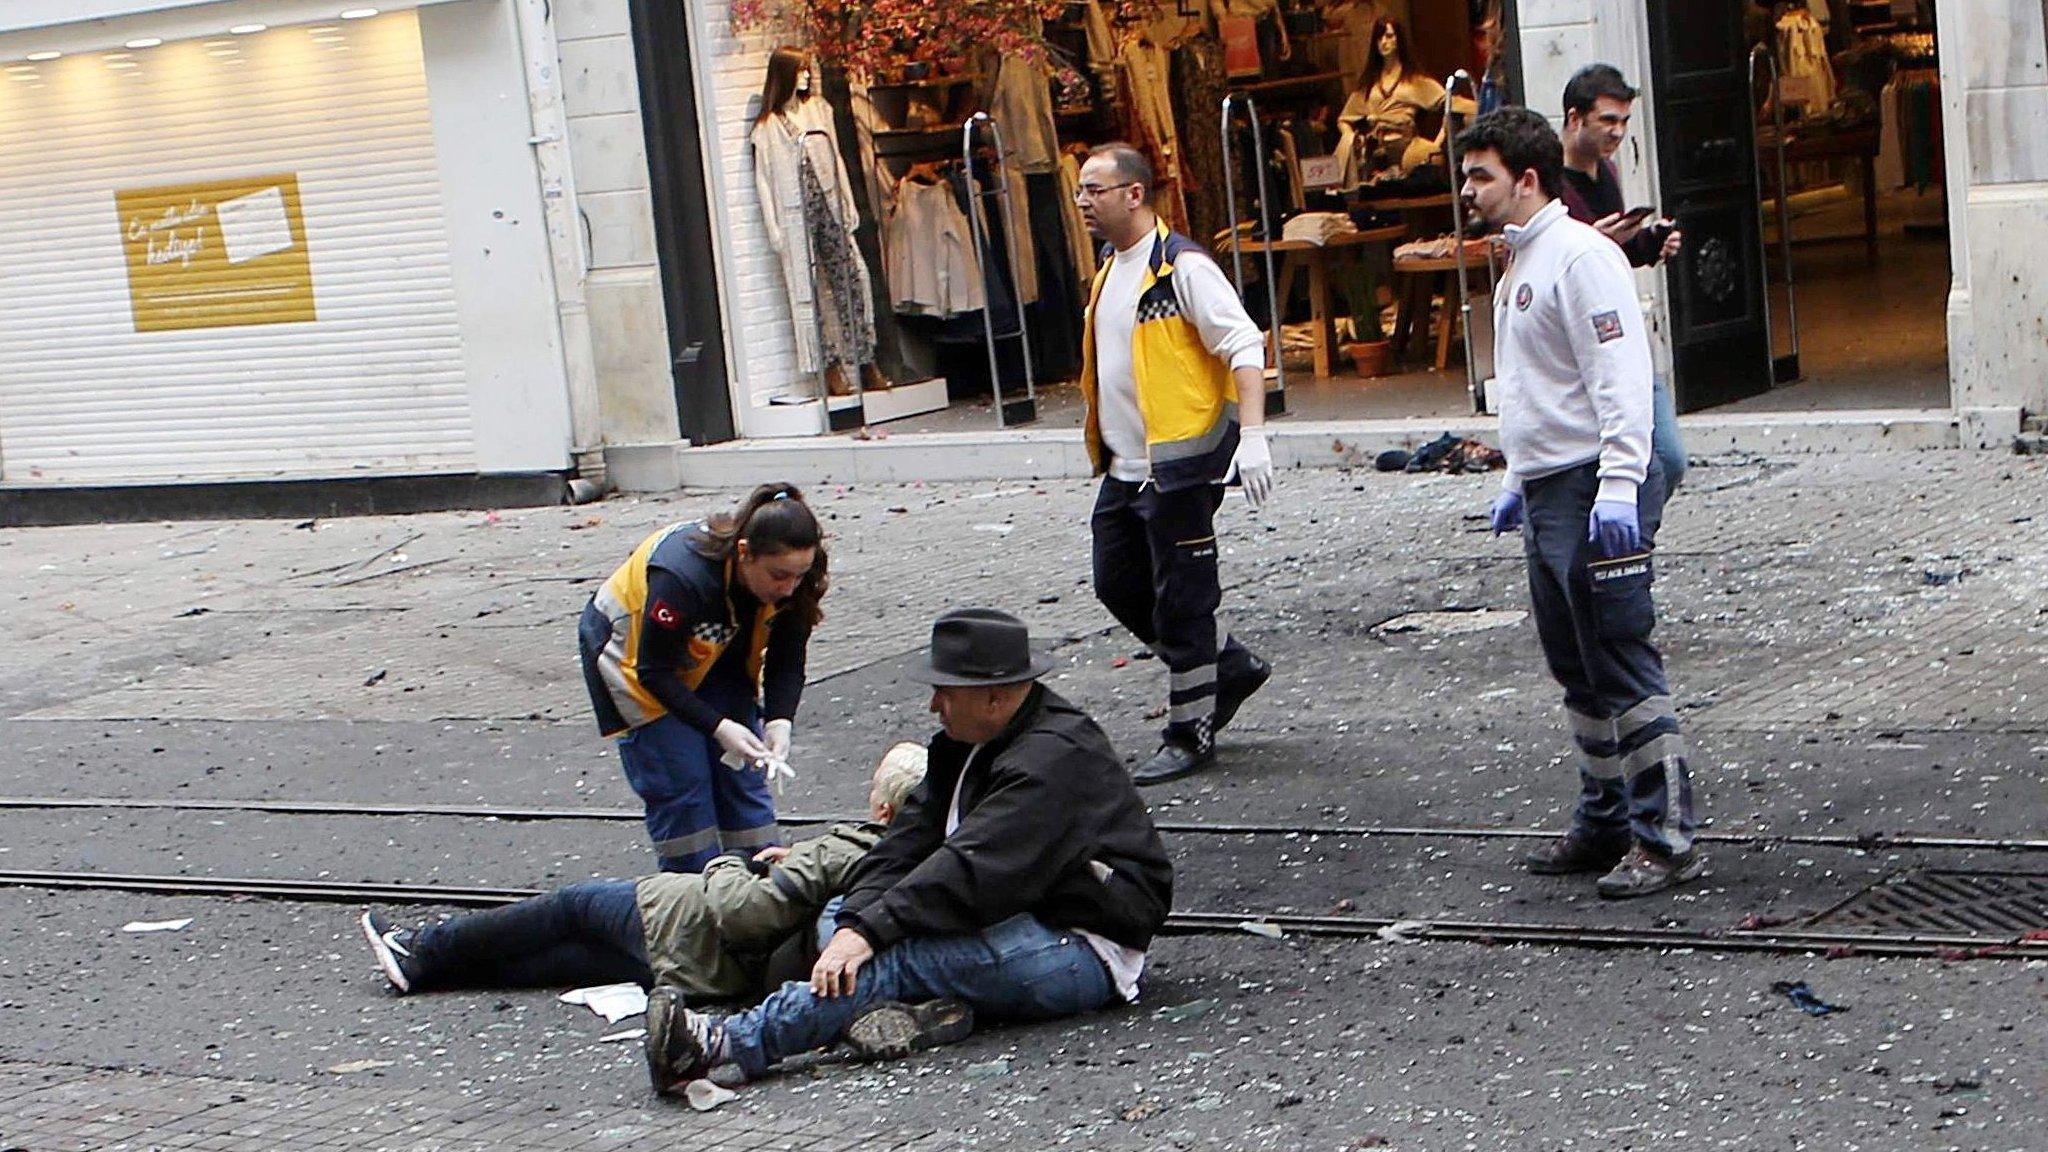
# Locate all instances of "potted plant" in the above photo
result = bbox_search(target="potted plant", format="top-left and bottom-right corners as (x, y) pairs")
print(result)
(1338, 257), (1393, 377)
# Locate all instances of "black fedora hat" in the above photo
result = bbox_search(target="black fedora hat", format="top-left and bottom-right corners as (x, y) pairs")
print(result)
(907, 608), (1053, 687)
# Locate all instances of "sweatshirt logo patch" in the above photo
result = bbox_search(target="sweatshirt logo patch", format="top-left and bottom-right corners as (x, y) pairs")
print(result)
(1514, 283), (1533, 311)
(1591, 310), (1625, 343)
(650, 600), (681, 630)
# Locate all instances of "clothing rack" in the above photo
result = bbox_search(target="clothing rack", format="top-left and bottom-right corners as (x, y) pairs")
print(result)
(962, 112), (1040, 428)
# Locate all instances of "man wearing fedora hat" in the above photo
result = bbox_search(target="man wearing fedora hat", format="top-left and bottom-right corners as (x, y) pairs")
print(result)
(644, 607), (1173, 1091)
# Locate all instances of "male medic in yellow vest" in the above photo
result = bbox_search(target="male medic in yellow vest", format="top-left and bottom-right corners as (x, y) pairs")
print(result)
(1076, 143), (1275, 784)
(579, 483), (828, 871)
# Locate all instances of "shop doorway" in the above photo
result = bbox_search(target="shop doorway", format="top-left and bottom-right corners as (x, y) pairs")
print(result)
(855, 0), (1518, 436)
(1707, 0), (1952, 415)
(632, 0), (737, 445)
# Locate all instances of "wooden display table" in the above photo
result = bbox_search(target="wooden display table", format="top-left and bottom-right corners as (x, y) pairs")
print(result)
(1390, 242), (1493, 371)
(1219, 224), (1407, 378)
(1759, 125), (1882, 254)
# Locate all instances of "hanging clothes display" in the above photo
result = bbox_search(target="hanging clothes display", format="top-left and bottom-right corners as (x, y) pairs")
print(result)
(1057, 152), (1099, 279)
(751, 111), (876, 376)
(1023, 171), (1084, 380)
(885, 175), (984, 318)
(989, 48), (1061, 177)
(1774, 9), (1837, 111)
(799, 149), (876, 371)
(1172, 36), (1233, 245)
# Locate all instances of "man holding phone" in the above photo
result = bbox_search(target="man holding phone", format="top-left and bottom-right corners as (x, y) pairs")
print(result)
(1557, 64), (1687, 491)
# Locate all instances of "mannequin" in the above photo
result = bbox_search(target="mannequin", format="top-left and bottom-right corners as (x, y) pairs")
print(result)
(1333, 17), (1446, 186)
(750, 47), (889, 397)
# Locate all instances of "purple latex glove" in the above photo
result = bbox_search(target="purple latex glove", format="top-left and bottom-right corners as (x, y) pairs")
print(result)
(1588, 500), (1641, 557)
(1489, 490), (1524, 535)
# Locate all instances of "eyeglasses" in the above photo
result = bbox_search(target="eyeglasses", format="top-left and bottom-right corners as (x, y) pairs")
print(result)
(1073, 181), (1138, 202)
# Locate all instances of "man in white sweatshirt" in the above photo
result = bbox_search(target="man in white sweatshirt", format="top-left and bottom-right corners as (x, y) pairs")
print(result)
(1453, 108), (1702, 898)
(1075, 143), (1275, 785)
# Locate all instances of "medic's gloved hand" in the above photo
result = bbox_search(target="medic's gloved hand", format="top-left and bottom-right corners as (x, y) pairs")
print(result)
(713, 719), (773, 768)
(1225, 426), (1274, 510)
(1588, 500), (1642, 557)
(763, 718), (793, 762)
(1489, 490), (1524, 535)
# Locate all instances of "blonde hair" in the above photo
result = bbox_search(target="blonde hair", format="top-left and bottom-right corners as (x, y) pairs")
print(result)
(870, 742), (929, 811)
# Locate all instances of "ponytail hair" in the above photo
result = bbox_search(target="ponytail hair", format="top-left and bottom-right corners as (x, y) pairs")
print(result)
(691, 482), (829, 627)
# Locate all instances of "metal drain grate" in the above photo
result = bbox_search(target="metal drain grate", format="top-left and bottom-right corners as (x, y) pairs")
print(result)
(1807, 870), (2048, 935)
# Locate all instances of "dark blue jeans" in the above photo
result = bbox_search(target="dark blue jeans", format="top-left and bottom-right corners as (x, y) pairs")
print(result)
(409, 879), (653, 991)
(721, 914), (1116, 1078)
(616, 674), (780, 872)
(1522, 458), (1697, 858)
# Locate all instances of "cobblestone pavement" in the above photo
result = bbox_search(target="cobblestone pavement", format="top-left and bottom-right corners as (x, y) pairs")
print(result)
(2, 450), (2045, 1150)
(0, 1060), (943, 1151)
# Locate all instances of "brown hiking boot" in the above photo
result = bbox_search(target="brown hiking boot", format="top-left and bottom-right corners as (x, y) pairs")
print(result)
(1596, 845), (1709, 899)
(1523, 829), (1629, 875)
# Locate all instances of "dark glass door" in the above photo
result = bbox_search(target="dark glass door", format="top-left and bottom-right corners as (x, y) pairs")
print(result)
(1646, 0), (1773, 411)
(631, 0), (736, 444)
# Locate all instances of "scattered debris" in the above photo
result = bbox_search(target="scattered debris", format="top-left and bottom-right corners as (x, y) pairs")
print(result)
(121, 918), (193, 933)
(971, 523), (1014, 535)
(1121, 1100), (1163, 1123)
(1734, 913), (1791, 931)
(1771, 980), (1848, 1016)
(326, 1059), (395, 1075)
(1237, 920), (1285, 940)
(558, 983), (647, 1024)
(1932, 1076), (1983, 1096)
(1153, 998), (1216, 1024)
(1111, 657), (1130, 669)
(362, 669), (387, 687)
(1375, 919), (1429, 945)
(964, 1058), (1012, 1079)
(685, 1079), (738, 1112)
(174, 607), (209, 618)
(1037, 594), (1060, 604)
(1373, 608), (1528, 638)
(1331, 898), (1357, 913)
(597, 1028), (647, 1043)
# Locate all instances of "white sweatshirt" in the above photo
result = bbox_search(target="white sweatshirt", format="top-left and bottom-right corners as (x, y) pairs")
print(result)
(1492, 199), (1653, 505)
(1094, 234), (1268, 482)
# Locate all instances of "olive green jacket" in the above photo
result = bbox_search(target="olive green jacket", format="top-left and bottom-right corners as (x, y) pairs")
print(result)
(634, 822), (882, 998)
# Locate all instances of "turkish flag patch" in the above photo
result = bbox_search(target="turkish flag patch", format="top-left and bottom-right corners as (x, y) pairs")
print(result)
(650, 600), (681, 630)
(1590, 310), (1625, 344)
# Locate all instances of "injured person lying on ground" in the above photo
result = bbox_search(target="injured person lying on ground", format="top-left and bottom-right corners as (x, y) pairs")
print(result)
(357, 743), (927, 1000)
(643, 607), (1174, 1094)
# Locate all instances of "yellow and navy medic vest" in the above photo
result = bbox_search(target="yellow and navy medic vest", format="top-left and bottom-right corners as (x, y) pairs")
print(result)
(1079, 219), (1242, 492)
(578, 522), (779, 737)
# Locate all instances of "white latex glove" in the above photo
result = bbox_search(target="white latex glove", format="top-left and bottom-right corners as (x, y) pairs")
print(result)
(713, 719), (772, 767)
(1225, 426), (1274, 510)
(763, 718), (792, 761)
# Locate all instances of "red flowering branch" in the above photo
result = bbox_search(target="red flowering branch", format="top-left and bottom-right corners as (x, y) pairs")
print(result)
(730, 0), (1074, 77)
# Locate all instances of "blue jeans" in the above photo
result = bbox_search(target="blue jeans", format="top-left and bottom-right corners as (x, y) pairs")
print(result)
(721, 914), (1116, 1078)
(616, 676), (780, 872)
(1652, 374), (1687, 495)
(410, 879), (652, 990)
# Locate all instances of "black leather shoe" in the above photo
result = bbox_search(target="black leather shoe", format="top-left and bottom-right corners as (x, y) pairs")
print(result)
(1523, 828), (1630, 875)
(1133, 742), (1215, 785)
(1213, 653), (1272, 732)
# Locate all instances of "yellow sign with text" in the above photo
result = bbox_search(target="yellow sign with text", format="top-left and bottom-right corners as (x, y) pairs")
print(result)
(117, 174), (315, 333)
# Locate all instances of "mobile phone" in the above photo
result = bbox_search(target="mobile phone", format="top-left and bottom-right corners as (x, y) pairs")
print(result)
(1619, 205), (1657, 225)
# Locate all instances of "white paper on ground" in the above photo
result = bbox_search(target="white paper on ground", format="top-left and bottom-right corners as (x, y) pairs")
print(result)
(558, 982), (648, 1023)
(598, 1027), (648, 1043)
(122, 918), (194, 933)
(686, 1079), (739, 1112)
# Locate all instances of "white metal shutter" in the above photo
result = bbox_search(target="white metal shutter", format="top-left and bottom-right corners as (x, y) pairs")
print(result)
(0, 11), (474, 485)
